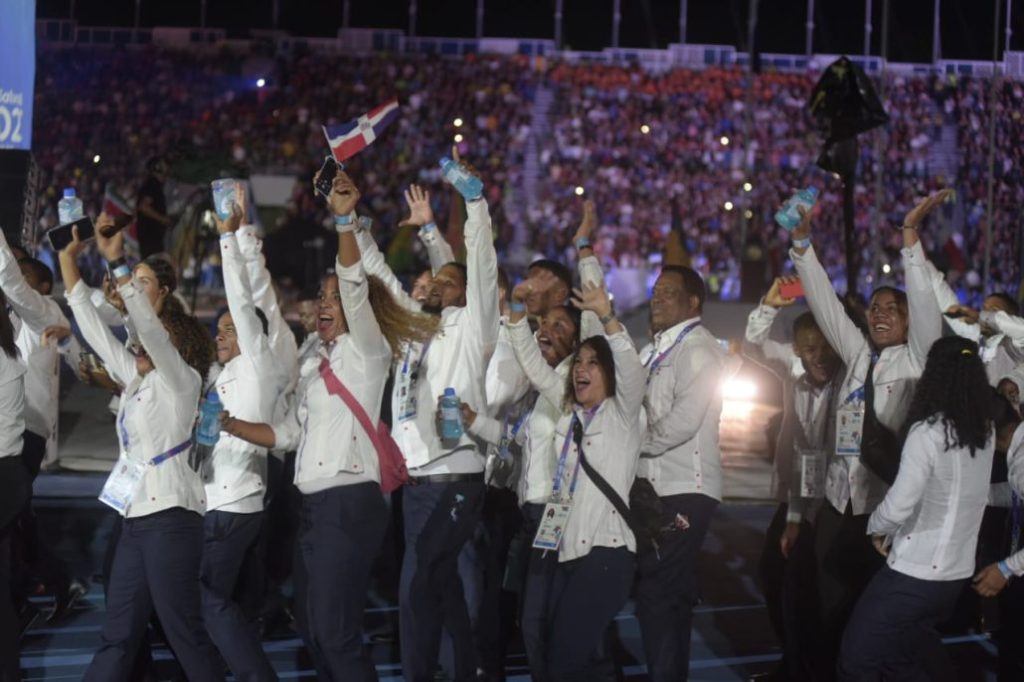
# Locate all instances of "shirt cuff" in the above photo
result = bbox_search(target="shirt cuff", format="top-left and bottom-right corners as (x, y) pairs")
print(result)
(334, 258), (364, 284)
(900, 240), (926, 266)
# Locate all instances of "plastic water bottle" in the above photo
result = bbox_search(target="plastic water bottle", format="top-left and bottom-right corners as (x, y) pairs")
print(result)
(774, 187), (819, 231)
(58, 188), (84, 225)
(439, 157), (483, 201)
(196, 388), (222, 449)
(211, 179), (241, 221)
(439, 387), (464, 444)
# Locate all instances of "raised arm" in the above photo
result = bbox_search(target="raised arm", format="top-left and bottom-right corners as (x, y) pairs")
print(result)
(401, 184), (455, 275)
(789, 209), (868, 366)
(0, 230), (65, 332)
(356, 227), (421, 313)
(573, 200), (605, 340)
(507, 308), (564, 408)
(903, 241), (944, 369)
(744, 278), (799, 369)
(218, 209), (273, 364)
(462, 196), (500, 358)
(867, 422), (934, 536)
(485, 323), (532, 410)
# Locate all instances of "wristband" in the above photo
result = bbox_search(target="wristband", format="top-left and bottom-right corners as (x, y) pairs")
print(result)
(510, 302), (526, 314)
(599, 312), (615, 325)
(112, 265), (131, 280)
(421, 222), (436, 232)
(107, 257), (127, 270)
(575, 237), (592, 250)
(998, 560), (1013, 580)
(219, 232), (234, 241)
(334, 212), (355, 227)
(792, 237), (811, 249)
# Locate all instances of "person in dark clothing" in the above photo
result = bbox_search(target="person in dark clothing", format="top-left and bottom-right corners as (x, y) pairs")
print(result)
(136, 157), (173, 259)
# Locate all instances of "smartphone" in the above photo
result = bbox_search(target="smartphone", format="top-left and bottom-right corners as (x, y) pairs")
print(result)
(47, 216), (96, 251)
(779, 279), (805, 299)
(99, 213), (135, 238)
(315, 156), (339, 198)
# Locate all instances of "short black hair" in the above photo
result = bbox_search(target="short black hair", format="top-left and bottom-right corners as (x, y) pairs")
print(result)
(441, 261), (468, 288)
(792, 311), (821, 339)
(987, 292), (1020, 316)
(869, 286), (907, 311)
(17, 257), (54, 294)
(213, 305), (270, 337)
(528, 259), (573, 295)
(661, 265), (706, 312)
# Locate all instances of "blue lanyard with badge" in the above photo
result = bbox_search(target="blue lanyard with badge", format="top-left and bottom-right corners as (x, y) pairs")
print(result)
(645, 321), (701, 384)
(533, 411), (590, 552)
(498, 399), (534, 461)
(397, 339), (431, 422)
(836, 383), (867, 457)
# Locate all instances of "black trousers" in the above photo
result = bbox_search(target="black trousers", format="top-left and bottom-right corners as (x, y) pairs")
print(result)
(85, 508), (221, 682)
(200, 510), (276, 681)
(813, 503), (885, 681)
(0, 455), (31, 682)
(399, 479), (485, 682)
(519, 502), (555, 681)
(634, 492), (719, 682)
(837, 565), (963, 681)
(298, 482), (388, 682)
(532, 546), (635, 682)
(995, 572), (1024, 680)
(472, 486), (522, 678)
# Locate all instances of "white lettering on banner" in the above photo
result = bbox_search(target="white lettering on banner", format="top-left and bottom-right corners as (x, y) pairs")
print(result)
(0, 89), (24, 106)
(0, 105), (24, 145)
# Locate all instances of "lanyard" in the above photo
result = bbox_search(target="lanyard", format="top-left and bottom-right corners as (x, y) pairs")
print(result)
(645, 321), (701, 384)
(843, 352), (879, 405)
(551, 406), (600, 500)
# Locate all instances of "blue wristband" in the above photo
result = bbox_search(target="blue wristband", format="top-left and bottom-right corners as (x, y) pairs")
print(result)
(421, 222), (436, 232)
(575, 237), (592, 250)
(792, 237), (811, 249)
(219, 232), (234, 241)
(334, 213), (355, 226)
(510, 302), (526, 314)
(112, 265), (131, 279)
(998, 560), (1014, 580)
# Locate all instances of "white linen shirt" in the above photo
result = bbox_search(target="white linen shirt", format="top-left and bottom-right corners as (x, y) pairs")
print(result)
(1002, 424), (1024, 575)
(68, 279), (205, 519)
(0, 352), (26, 459)
(513, 325), (646, 562)
(744, 303), (841, 522)
(358, 200), (500, 474)
(791, 241), (942, 515)
(271, 260), (391, 495)
(203, 234), (280, 512)
(639, 318), (728, 500)
(0, 231), (67, 461)
(868, 420), (994, 581)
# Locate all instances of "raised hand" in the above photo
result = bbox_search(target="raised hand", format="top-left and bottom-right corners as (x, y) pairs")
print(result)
(904, 188), (954, 229)
(61, 223), (90, 259)
(945, 304), (980, 325)
(459, 402), (477, 428)
(571, 282), (613, 319)
(42, 326), (72, 347)
(400, 184), (435, 227)
(103, 275), (127, 314)
(95, 219), (125, 262)
(313, 169), (361, 217)
(573, 199), (597, 245)
(790, 204), (813, 246)
(214, 201), (242, 235)
(764, 277), (798, 308)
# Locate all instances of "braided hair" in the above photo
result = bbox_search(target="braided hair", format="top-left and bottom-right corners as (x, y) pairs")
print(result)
(901, 336), (993, 456)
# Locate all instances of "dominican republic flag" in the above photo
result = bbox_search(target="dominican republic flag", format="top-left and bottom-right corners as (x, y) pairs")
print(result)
(322, 98), (400, 163)
(102, 183), (138, 252)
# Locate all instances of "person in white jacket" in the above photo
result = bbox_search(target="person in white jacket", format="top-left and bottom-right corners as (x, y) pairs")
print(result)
(59, 222), (222, 682)
(0, 289), (31, 681)
(838, 336), (994, 680)
(222, 171), (436, 681)
(787, 191), (946, 674)
(354, 152), (500, 681)
(508, 279), (645, 681)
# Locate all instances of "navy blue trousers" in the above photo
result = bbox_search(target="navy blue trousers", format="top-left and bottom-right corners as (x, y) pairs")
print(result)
(837, 564), (963, 681)
(298, 482), (387, 682)
(399, 479), (485, 682)
(201, 509), (277, 681)
(634, 492), (718, 682)
(84, 508), (222, 682)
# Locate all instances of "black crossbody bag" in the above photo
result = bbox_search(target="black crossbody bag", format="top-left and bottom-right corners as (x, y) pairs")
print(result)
(858, 355), (903, 485)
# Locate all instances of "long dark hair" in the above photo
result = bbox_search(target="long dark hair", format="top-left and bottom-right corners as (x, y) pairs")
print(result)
(563, 335), (616, 409)
(901, 336), (993, 456)
(0, 289), (17, 359)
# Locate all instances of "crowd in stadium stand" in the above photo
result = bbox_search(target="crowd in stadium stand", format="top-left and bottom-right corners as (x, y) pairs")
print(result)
(28, 47), (1021, 303)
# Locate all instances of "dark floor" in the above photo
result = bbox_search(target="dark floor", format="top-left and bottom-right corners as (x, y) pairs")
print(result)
(19, 479), (1001, 681)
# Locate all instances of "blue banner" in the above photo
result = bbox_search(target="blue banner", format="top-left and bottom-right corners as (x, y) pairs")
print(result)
(0, 0), (36, 150)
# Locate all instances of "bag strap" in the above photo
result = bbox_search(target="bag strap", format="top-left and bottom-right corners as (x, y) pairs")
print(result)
(318, 357), (385, 454)
(572, 420), (636, 532)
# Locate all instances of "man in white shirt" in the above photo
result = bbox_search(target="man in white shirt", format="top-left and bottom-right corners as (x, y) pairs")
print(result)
(357, 159), (500, 682)
(744, 278), (844, 680)
(788, 192), (946, 677)
(634, 265), (728, 682)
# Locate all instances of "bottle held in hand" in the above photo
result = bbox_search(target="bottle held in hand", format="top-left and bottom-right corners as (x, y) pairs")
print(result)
(439, 387), (464, 446)
(196, 387), (222, 451)
(774, 187), (818, 231)
(439, 157), (483, 201)
(58, 188), (84, 225)
(211, 179), (242, 221)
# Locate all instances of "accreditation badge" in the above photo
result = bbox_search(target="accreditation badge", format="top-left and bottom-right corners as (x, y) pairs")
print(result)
(98, 455), (148, 514)
(532, 501), (573, 551)
(835, 403), (865, 457)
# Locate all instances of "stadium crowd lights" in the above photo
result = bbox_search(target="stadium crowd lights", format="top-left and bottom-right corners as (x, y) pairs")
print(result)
(574, 186), (585, 196)
(882, 263), (892, 274)
(454, 133), (464, 143)
(454, 118), (464, 128)
(640, 124), (651, 134)
(720, 136), (730, 146)
(724, 201), (734, 211)
(256, 78), (266, 88)
(743, 182), (753, 192)
(92, 155), (100, 164)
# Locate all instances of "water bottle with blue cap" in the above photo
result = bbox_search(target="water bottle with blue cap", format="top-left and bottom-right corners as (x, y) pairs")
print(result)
(774, 187), (818, 231)
(440, 387), (464, 445)
(196, 387), (222, 457)
(439, 157), (483, 201)
(58, 188), (84, 225)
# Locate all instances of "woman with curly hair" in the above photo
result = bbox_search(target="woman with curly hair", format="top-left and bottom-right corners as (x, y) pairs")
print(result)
(222, 171), (435, 681)
(58, 221), (220, 682)
(837, 336), (995, 680)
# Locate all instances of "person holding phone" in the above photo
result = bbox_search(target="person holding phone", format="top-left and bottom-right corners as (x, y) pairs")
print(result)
(507, 280), (645, 681)
(221, 171), (436, 681)
(59, 224), (221, 682)
(837, 337), (994, 679)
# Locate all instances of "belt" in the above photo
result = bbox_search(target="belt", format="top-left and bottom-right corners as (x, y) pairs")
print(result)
(408, 472), (485, 485)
